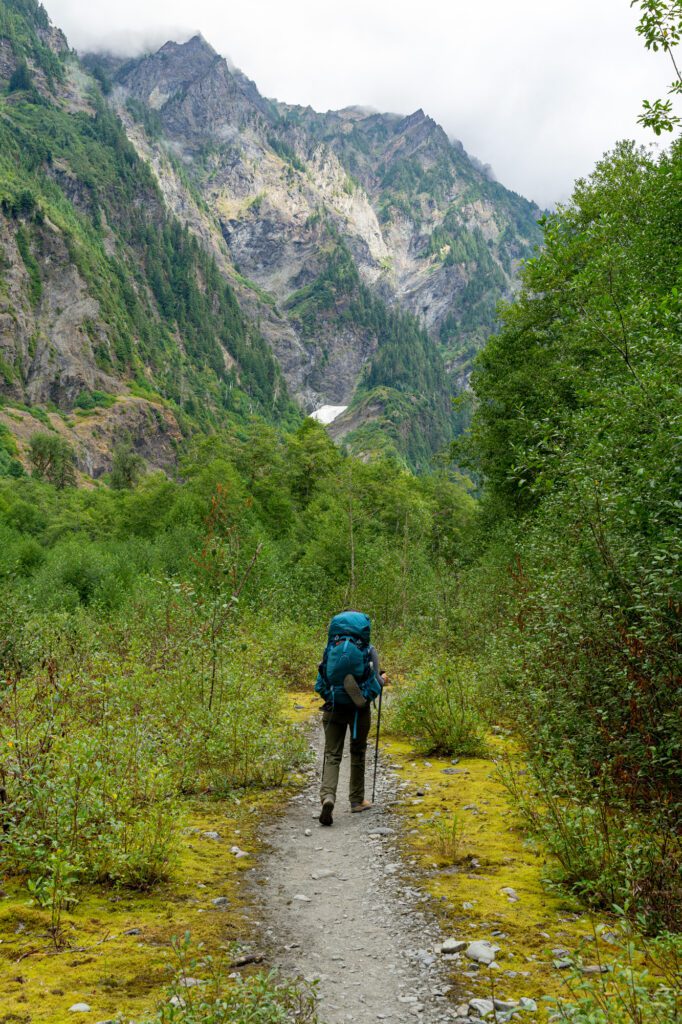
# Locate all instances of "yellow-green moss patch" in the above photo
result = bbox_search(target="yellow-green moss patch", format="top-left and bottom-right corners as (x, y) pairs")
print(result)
(0, 792), (280, 1023)
(382, 735), (636, 1017)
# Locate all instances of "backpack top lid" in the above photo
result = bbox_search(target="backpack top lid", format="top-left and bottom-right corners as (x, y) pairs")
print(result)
(327, 610), (371, 646)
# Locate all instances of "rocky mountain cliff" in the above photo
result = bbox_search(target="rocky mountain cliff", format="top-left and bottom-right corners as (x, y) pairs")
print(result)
(0, 0), (541, 478)
(105, 34), (541, 391)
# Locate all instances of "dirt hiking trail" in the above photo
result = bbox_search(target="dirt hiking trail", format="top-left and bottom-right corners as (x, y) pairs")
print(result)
(258, 724), (456, 1024)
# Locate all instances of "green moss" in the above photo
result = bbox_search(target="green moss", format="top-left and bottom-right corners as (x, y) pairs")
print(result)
(0, 790), (289, 1023)
(382, 735), (641, 1012)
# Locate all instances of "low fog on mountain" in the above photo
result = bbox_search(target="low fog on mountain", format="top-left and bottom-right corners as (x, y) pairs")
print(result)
(45, 0), (673, 206)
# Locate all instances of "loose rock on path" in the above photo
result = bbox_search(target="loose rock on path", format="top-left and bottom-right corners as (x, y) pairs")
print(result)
(257, 727), (459, 1024)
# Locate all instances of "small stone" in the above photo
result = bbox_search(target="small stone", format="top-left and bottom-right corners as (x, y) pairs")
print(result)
(416, 789), (425, 796)
(581, 964), (609, 975)
(469, 997), (495, 1017)
(368, 827), (395, 836)
(552, 946), (571, 957)
(169, 995), (186, 1008)
(68, 1007), (91, 1014)
(441, 938), (468, 955)
(123, 927), (142, 935)
(466, 940), (500, 964)
(293, 894), (311, 902)
(179, 977), (205, 988)
(304, 829), (312, 836)
(553, 958), (572, 969)
(519, 997), (538, 1012)
(493, 999), (518, 1012)
(230, 846), (248, 858)
(202, 831), (220, 840)
(500, 886), (518, 900)
(211, 897), (230, 908)
(462, 901), (475, 910)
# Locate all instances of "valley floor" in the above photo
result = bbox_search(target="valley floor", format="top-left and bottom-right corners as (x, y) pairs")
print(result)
(0, 692), (625, 1024)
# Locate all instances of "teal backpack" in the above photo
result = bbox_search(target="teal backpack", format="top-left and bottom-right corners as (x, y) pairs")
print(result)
(315, 611), (382, 708)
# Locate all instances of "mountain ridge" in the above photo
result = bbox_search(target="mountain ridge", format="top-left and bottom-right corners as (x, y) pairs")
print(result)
(0, 0), (541, 476)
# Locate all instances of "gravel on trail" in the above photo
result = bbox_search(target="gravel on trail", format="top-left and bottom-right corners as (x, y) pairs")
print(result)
(257, 724), (461, 1024)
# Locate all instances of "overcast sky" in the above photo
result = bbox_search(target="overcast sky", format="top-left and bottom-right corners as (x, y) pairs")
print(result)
(44, 0), (676, 207)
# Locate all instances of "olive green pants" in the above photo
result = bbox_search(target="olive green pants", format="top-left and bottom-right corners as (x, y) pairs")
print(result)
(320, 705), (372, 807)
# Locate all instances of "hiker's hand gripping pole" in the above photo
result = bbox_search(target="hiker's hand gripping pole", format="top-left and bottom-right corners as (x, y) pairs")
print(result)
(372, 676), (385, 803)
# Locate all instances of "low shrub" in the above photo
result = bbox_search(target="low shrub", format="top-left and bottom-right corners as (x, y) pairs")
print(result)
(387, 659), (487, 757)
(497, 756), (682, 933)
(155, 934), (319, 1023)
(0, 671), (180, 888)
(553, 926), (682, 1024)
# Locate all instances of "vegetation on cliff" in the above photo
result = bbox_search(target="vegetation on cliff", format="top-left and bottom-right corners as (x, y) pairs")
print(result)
(0, 0), (295, 439)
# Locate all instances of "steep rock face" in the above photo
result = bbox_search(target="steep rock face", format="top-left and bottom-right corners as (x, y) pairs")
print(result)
(0, 396), (181, 479)
(0, 0), (540, 474)
(111, 35), (541, 410)
(0, 3), (295, 481)
(112, 36), (397, 411)
(0, 215), (120, 407)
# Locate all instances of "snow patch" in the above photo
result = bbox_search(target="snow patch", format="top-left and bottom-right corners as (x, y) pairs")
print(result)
(309, 405), (348, 425)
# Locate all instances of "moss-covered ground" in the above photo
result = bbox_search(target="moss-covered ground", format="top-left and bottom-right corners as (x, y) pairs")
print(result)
(0, 691), (318, 1024)
(0, 691), (639, 1023)
(382, 733), (630, 1018)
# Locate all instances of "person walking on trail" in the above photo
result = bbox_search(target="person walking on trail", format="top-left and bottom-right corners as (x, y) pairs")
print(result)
(314, 611), (388, 826)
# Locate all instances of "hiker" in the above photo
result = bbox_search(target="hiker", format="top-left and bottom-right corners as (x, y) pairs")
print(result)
(314, 611), (388, 826)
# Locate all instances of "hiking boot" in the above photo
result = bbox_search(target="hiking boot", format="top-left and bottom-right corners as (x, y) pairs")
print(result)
(319, 798), (334, 826)
(343, 674), (367, 708)
(351, 800), (373, 813)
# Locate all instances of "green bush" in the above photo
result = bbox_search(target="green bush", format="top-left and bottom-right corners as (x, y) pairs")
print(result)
(497, 756), (682, 933)
(31, 539), (133, 611)
(553, 927), (682, 1024)
(156, 936), (318, 1024)
(29, 431), (76, 488)
(388, 659), (487, 756)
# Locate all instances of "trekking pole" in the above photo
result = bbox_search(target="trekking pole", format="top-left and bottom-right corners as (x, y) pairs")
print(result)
(372, 684), (383, 803)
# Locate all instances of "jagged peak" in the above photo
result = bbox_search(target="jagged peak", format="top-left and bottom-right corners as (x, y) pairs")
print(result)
(157, 33), (217, 58)
(397, 109), (434, 131)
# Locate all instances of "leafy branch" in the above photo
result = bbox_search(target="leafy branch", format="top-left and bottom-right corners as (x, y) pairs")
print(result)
(631, 0), (682, 133)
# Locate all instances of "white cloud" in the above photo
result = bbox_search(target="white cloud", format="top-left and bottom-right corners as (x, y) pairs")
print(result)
(44, 0), (676, 206)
